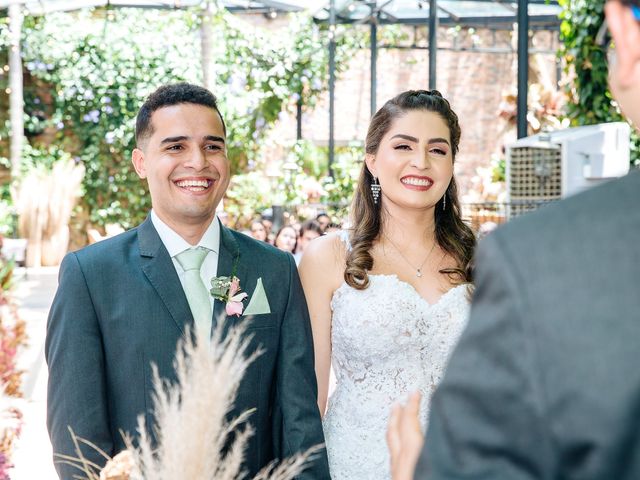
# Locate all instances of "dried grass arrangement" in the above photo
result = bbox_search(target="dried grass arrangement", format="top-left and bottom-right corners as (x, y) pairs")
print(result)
(15, 157), (84, 267)
(58, 323), (318, 480)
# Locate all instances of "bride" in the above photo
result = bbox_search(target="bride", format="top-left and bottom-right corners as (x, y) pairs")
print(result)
(299, 90), (476, 479)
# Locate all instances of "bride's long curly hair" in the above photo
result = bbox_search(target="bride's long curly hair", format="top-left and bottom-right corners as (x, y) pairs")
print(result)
(344, 90), (476, 290)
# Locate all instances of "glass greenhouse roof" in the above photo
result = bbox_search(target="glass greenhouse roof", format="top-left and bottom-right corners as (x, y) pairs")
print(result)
(0, 1), (314, 15)
(1, 0), (562, 30)
(314, 1), (562, 29)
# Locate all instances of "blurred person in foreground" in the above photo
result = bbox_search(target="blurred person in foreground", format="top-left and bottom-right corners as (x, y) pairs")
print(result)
(46, 83), (329, 479)
(387, 2), (640, 479)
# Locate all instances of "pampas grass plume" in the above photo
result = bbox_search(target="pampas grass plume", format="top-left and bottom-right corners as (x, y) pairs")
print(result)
(129, 321), (262, 480)
(62, 321), (316, 480)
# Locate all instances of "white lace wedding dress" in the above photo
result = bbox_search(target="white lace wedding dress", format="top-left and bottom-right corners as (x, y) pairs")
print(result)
(322, 233), (470, 479)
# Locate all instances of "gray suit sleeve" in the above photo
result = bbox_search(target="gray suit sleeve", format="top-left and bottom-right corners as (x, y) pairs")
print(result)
(272, 254), (330, 479)
(416, 234), (554, 480)
(46, 253), (112, 479)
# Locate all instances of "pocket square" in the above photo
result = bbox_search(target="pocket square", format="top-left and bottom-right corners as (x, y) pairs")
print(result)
(243, 278), (271, 316)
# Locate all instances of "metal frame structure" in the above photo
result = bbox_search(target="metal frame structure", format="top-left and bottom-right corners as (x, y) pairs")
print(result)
(315, 0), (561, 172)
(0, 0), (314, 14)
(314, 0), (560, 29)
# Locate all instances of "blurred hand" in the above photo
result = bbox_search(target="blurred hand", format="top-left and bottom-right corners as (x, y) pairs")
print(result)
(387, 391), (425, 480)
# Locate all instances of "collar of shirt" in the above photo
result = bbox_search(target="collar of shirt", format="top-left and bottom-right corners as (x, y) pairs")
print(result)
(151, 210), (221, 308)
(150, 210), (220, 259)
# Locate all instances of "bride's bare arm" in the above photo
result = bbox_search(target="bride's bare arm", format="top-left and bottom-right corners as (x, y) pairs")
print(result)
(299, 233), (345, 416)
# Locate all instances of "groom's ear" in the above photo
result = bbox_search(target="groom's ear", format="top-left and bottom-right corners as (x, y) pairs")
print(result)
(365, 153), (376, 177)
(131, 148), (147, 179)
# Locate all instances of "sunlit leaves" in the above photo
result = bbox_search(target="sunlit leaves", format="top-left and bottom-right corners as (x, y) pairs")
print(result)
(558, 0), (639, 166)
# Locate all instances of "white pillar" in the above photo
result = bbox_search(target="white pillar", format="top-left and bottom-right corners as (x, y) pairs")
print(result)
(9, 1), (24, 181)
(200, 1), (217, 91)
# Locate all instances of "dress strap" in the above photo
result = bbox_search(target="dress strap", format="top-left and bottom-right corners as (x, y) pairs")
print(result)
(336, 230), (352, 252)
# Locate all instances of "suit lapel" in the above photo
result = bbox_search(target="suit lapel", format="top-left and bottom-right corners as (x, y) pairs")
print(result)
(212, 223), (249, 331)
(137, 217), (192, 335)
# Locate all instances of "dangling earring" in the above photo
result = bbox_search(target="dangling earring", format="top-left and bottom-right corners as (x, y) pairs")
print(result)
(371, 177), (381, 205)
(442, 192), (447, 211)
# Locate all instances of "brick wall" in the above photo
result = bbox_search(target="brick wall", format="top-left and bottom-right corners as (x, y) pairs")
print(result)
(269, 26), (560, 195)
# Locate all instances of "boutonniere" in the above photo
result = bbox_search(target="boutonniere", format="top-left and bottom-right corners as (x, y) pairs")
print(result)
(210, 276), (247, 317)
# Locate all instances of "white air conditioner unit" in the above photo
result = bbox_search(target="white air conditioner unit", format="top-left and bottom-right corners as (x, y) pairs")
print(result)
(505, 122), (630, 219)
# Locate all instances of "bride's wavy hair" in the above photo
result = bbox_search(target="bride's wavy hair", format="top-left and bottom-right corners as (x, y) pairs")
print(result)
(344, 89), (476, 290)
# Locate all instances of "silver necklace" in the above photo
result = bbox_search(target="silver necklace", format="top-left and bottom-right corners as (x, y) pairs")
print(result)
(383, 233), (437, 278)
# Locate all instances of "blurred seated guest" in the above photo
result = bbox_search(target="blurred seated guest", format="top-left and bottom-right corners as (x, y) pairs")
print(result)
(250, 219), (268, 242)
(324, 222), (342, 235)
(274, 225), (298, 255)
(261, 210), (274, 243)
(315, 212), (331, 232)
(294, 220), (323, 265)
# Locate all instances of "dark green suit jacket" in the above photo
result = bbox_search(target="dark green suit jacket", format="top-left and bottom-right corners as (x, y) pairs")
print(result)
(46, 217), (329, 479)
(416, 170), (640, 479)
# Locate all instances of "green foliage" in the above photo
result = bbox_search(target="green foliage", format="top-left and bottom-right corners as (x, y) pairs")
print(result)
(0, 17), (12, 158)
(213, 12), (363, 170)
(12, 9), (200, 228)
(17, 143), (75, 174)
(224, 171), (273, 228)
(0, 6), (361, 230)
(490, 155), (506, 183)
(0, 198), (17, 237)
(288, 139), (328, 178)
(559, 0), (639, 166)
(321, 144), (363, 222)
(224, 143), (362, 228)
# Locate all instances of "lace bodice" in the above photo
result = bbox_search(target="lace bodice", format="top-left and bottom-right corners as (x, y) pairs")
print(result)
(322, 233), (470, 479)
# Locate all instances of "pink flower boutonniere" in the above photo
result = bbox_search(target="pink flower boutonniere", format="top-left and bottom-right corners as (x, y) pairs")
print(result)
(210, 276), (248, 317)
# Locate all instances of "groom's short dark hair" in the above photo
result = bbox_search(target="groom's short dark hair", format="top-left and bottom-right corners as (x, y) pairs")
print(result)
(135, 83), (226, 147)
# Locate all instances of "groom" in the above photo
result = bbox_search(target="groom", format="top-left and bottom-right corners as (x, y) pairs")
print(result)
(46, 83), (330, 479)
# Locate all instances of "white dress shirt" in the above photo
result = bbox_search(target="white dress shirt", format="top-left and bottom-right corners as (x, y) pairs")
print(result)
(151, 210), (220, 309)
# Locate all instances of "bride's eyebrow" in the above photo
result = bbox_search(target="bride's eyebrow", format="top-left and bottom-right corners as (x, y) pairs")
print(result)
(389, 134), (450, 146)
(390, 134), (418, 142)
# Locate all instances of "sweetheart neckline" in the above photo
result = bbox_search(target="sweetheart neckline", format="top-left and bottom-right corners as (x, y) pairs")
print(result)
(333, 273), (468, 309)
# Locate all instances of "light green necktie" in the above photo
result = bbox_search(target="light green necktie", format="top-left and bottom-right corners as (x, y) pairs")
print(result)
(175, 247), (211, 336)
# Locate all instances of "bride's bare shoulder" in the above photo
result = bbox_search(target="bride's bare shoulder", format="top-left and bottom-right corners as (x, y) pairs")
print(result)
(305, 231), (349, 260)
(299, 231), (348, 282)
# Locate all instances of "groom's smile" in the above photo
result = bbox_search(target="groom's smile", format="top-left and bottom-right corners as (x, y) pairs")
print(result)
(173, 178), (214, 192)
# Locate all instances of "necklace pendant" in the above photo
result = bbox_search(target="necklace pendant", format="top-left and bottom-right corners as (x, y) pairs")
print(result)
(416, 270), (422, 278)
